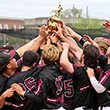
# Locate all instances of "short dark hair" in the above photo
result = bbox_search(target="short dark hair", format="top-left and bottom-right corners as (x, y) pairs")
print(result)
(83, 44), (100, 69)
(22, 50), (39, 67)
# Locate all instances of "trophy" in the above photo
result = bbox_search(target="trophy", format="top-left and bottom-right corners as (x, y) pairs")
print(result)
(47, 3), (63, 34)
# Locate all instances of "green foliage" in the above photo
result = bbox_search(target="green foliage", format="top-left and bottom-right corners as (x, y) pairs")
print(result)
(60, 4), (104, 29)
(8, 36), (29, 47)
(0, 36), (28, 48)
(67, 18), (104, 29)
(61, 6), (82, 19)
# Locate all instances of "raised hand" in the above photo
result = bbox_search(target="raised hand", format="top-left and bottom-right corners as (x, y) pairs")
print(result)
(83, 34), (94, 44)
(54, 25), (64, 40)
(103, 20), (110, 32)
(86, 67), (95, 78)
(39, 25), (49, 38)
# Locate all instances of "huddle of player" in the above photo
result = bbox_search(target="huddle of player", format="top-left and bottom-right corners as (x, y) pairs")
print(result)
(0, 20), (110, 110)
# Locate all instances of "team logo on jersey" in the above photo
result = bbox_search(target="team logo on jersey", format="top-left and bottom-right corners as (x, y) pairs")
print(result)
(64, 79), (74, 98)
(55, 76), (63, 96)
(19, 77), (38, 93)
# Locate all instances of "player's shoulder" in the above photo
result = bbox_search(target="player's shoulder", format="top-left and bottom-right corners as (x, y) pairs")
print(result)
(0, 74), (8, 83)
(103, 64), (110, 74)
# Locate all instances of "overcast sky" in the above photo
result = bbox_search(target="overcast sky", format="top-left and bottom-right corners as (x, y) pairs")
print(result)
(0, 0), (110, 20)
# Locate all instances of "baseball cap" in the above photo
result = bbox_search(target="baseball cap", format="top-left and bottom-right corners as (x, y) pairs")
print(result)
(42, 44), (60, 62)
(0, 45), (16, 72)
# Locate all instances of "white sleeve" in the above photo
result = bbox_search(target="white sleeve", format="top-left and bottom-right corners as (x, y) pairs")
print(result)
(90, 76), (106, 93)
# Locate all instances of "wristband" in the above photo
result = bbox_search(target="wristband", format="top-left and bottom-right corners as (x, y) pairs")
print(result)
(79, 37), (87, 46)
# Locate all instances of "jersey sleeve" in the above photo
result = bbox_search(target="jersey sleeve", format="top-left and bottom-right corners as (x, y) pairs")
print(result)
(24, 75), (49, 103)
(24, 92), (42, 103)
(99, 70), (110, 88)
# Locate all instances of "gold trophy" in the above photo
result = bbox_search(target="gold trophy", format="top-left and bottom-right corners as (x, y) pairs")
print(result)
(47, 3), (63, 34)
(46, 3), (63, 53)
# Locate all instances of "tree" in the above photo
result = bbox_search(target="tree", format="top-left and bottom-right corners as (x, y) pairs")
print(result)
(50, 4), (82, 21)
(61, 4), (82, 19)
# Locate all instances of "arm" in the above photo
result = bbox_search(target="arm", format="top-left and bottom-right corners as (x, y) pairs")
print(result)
(87, 67), (106, 93)
(0, 88), (14, 109)
(11, 83), (43, 103)
(56, 25), (83, 61)
(0, 94), (6, 109)
(57, 21), (82, 41)
(60, 42), (74, 74)
(65, 36), (83, 61)
(65, 26), (94, 47)
(65, 26), (82, 41)
(16, 26), (47, 57)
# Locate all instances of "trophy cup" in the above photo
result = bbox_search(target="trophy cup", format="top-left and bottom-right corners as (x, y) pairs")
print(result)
(45, 4), (63, 53)
(47, 3), (63, 34)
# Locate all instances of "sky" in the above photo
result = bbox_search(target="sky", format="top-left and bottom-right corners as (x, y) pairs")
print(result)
(0, 0), (110, 20)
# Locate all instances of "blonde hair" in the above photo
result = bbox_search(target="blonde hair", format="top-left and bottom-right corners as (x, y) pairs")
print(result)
(94, 37), (110, 54)
(42, 44), (60, 62)
(106, 47), (110, 57)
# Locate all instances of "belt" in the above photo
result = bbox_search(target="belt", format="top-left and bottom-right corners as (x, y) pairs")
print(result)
(75, 106), (93, 110)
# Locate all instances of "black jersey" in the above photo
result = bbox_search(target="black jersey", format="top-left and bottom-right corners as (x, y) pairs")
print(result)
(22, 64), (63, 110)
(73, 65), (98, 109)
(0, 74), (13, 110)
(6, 63), (63, 110)
(98, 55), (108, 69)
(37, 64), (63, 109)
(98, 64), (110, 106)
(94, 55), (108, 80)
(0, 74), (8, 94)
(5, 67), (42, 110)
(62, 71), (74, 110)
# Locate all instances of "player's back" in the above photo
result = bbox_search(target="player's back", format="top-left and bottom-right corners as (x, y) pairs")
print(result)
(73, 66), (98, 109)
(38, 64), (63, 109)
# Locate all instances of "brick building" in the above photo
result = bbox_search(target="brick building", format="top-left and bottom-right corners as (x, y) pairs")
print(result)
(0, 17), (24, 30)
(0, 17), (25, 46)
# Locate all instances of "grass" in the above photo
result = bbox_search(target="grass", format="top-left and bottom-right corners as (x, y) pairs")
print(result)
(69, 18), (104, 29)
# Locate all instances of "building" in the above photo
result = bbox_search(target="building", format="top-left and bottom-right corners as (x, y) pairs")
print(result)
(0, 17), (25, 46)
(0, 17), (24, 30)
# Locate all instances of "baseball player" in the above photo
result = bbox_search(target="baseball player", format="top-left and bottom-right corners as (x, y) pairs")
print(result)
(87, 46), (110, 110)
(60, 43), (100, 110)
(7, 44), (65, 110)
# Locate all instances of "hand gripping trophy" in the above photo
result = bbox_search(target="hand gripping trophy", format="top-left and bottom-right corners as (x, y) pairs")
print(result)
(47, 3), (63, 36)
(45, 3), (63, 53)
(45, 3), (63, 46)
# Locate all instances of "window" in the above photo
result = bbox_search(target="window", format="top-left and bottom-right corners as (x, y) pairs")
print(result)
(13, 24), (16, 30)
(3, 24), (8, 29)
(0, 24), (2, 29)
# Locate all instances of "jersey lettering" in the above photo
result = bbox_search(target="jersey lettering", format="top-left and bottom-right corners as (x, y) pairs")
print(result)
(55, 76), (63, 95)
(24, 77), (37, 91)
(64, 79), (74, 98)
(19, 83), (26, 91)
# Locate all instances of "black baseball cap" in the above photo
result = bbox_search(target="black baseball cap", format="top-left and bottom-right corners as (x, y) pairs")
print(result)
(0, 46), (16, 72)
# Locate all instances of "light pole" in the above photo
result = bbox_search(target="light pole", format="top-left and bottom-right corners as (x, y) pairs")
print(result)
(86, 6), (89, 34)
